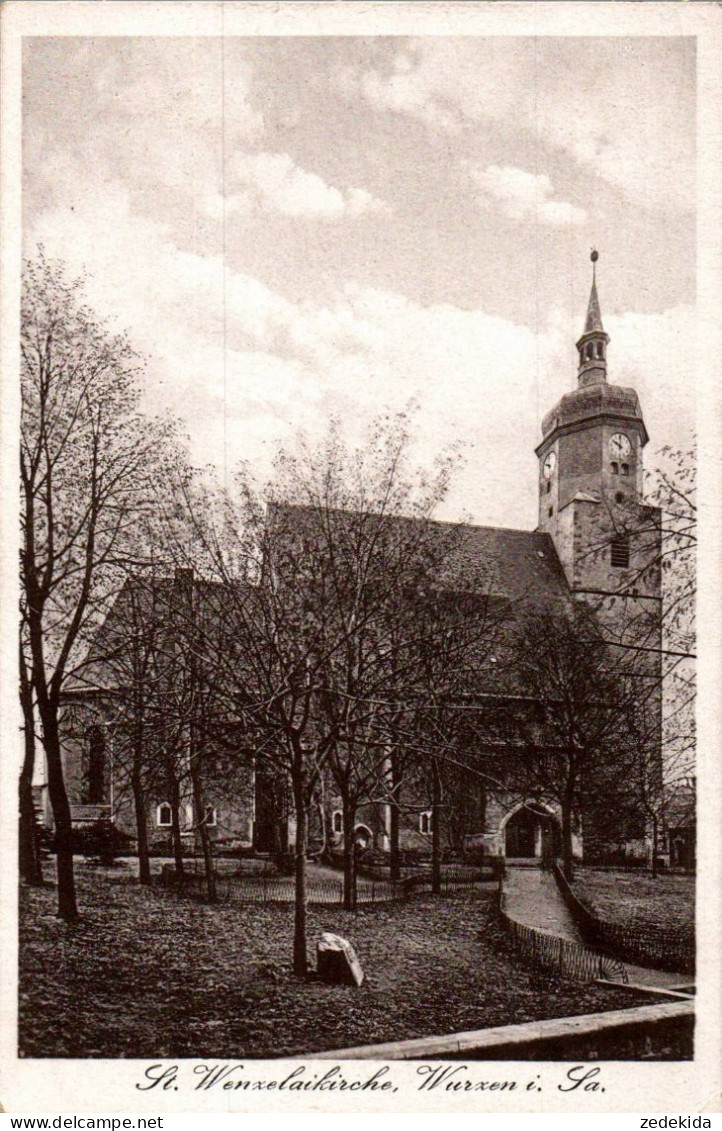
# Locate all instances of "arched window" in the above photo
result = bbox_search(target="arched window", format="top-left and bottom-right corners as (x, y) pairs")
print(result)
(586, 343), (594, 361)
(597, 341), (604, 359)
(621, 463), (630, 476)
(332, 810), (343, 835)
(205, 806), (217, 827)
(85, 725), (105, 804)
(419, 810), (433, 835)
(610, 461), (619, 475)
(610, 536), (630, 569)
(156, 803), (173, 827)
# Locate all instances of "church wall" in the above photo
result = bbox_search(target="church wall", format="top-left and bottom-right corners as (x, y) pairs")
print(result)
(116, 759), (256, 852)
(551, 502), (576, 587)
(57, 700), (257, 852)
(57, 701), (111, 814)
(569, 499), (662, 601)
(557, 428), (603, 512)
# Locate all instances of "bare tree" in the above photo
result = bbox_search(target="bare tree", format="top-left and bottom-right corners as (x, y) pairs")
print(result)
(86, 572), (175, 885)
(174, 415), (467, 966)
(20, 252), (172, 918)
(575, 442), (696, 870)
(398, 584), (507, 892)
(506, 606), (653, 881)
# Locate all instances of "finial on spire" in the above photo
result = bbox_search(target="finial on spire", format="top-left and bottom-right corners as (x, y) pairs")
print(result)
(576, 249), (609, 386)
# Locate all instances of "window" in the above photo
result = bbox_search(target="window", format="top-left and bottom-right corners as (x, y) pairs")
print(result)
(597, 341), (604, 359)
(621, 463), (629, 476)
(84, 725), (106, 805)
(586, 343), (594, 361)
(156, 803), (173, 827)
(610, 536), (630, 569)
(611, 461), (619, 475)
(205, 806), (217, 827)
(615, 492), (624, 503)
(548, 506), (553, 517)
(332, 810), (343, 835)
(419, 810), (433, 835)
(546, 481), (551, 495)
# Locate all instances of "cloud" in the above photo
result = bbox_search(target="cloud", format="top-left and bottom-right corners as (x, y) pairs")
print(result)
(203, 152), (388, 221)
(470, 165), (587, 228)
(27, 170), (694, 529)
(341, 39), (694, 215)
(353, 56), (464, 134)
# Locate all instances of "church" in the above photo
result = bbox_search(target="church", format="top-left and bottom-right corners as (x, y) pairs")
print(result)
(51, 255), (663, 866)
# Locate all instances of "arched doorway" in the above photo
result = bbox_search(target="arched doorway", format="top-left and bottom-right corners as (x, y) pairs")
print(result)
(504, 804), (560, 860)
(354, 824), (372, 852)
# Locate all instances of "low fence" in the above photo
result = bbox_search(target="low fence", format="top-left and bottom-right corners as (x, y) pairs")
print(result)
(159, 864), (491, 906)
(357, 861), (500, 885)
(498, 886), (629, 984)
(553, 864), (695, 975)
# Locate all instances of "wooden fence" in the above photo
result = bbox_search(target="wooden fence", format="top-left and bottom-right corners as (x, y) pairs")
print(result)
(498, 886), (629, 984)
(159, 864), (489, 905)
(553, 864), (695, 975)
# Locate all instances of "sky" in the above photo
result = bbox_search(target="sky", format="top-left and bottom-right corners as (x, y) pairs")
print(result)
(22, 35), (696, 528)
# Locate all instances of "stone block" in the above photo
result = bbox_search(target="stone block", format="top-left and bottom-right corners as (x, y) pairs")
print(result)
(317, 932), (364, 987)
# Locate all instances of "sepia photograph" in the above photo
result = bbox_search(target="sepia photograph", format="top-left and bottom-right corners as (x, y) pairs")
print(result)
(2, 0), (720, 1116)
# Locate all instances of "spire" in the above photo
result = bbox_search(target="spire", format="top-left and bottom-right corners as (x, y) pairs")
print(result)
(584, 251), (604, 333)
(576, 249), (609, 387)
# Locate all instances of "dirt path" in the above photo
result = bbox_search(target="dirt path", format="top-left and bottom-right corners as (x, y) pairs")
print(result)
(503, 865), (686, 990)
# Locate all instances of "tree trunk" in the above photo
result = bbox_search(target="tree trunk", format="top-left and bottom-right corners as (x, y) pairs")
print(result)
(389, 752), (401, 882)
(131, 770), (151, 885)
(41, 710), (78, 920)
(19, 647), (43, 886)
(191, 762), (217, 903)
(342, 794), (357, 911)
(19, 774), (43, 887)
(431, 760), (442, 895)
(292, 779), (309, 977)
(561, 793), (575, 883)
(169, 774), (185, 877)
(650, 812), (659, 878)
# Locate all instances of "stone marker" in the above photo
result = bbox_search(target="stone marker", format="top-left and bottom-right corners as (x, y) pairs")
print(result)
(317, 932), (365, 987)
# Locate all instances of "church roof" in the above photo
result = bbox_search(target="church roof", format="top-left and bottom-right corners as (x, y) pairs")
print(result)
(269, 502), (571, 610)
(65, 511), (572, 701)
(540, 380), (648, 444)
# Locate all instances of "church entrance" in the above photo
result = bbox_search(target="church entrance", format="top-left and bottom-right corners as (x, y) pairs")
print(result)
(504, 805), (560, 860)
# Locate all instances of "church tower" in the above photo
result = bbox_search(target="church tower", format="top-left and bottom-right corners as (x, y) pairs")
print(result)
(535, 251), (661, 614)
(535, 252), (664, 862)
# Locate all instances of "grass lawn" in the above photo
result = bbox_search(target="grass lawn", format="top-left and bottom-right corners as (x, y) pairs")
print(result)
(20, 861), (653, 1059)
(573, 868), (695, 933)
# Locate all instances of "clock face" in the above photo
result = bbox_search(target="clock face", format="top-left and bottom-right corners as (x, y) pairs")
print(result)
(609, 432), (631, 459)
(542, 451), (557, 479)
